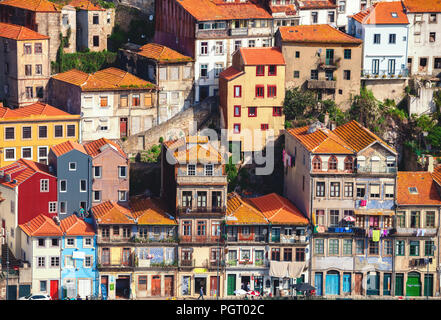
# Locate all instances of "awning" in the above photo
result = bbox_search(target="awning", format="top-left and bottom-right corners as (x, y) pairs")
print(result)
(354, 210), (395, 216)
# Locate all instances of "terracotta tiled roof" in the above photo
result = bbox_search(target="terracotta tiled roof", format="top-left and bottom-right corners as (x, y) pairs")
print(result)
(0, 159), (53, 188)
(0, 0), (60, 12)
(397, 171), (441, 206)
(286, 123), (354, 154)
(175, 0), (272, 21)
(60, 214), (95, 236)
(52, 68), (156, 92)
(51, 140), (87, 157)
(296, 0), (336, 10)
(402, 0), (441, 13)
(130, 198), (177, 225)
(247, 193), (309, 225)
(351, 2), (409, 25)
(19, 214), (63, 237)
(226, 193), (268, 225)
(68, 0), (105, 11)
(279, 24), (362, 44)
(137, 43), (193, 64)
(0, 102), (78, 120)
(92, 201), (135, 224)
(432, 165), (441, 186)
(269, 4), (297, 15)
(332, 120), (396, 154)
(0, 22), (50, 40)
(239, 47), (286, 65)
(164, 136), (224, 163)
(219, 66), (243, 81)
(84, 138), (127, 158)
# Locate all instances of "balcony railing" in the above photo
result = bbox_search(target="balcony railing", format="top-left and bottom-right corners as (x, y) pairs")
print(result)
(226, 234), (266, 242)
(362, 68), (409, 79)
(97, 235), (132, 244)
(307, 79), (337, 89)
(229, 28), (248, 36)
(177, 206), (226, 215)
(179, 259), (195, 268)
(99, 254), (135, 268)
(225, 259), (268, 268)
(356, 165), (397, 174)
(179, 235), (222, 244)
(177, 168), (224, 177)
(395, 227), (437, 237)
(132, 236), (178, 244)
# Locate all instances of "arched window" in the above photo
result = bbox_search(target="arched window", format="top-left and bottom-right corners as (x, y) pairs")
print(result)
(328, 156), (338, 170)
(312, 156), (322, 170)
(344, 156), (353, 171)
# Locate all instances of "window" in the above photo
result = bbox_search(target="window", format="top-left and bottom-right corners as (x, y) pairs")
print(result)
(200, 64), (208, 78)
(200, 42), (208, 55)
(283, 248), (292, 261)
(328, 156), (338, 170)
(100, 96), (108, 107)
(267, 85), (277, 97)
(54, 125), (63, 138)
(295, 248), (305, 261)
(93, 191), (101, 202)
(384, 240), (393, 256)
(316, 181), (325, 197)
(396, 240), (405, 256)
(344, 183), (353, 197)
(93, 36), (99, 47)
(187, 164), (196, 176)
(248, 40), (255, 47)
(40, 179), (49, 192)
(69, 162), (77, 171)
(182, 191), (192, 208)
(343, 239), (352, 255)
(38, 239), (45, 247)
(255, 85), (264, 98)
(429, 13), (437, 23)
(409, 241), (420, 256)
(234, 40), (242, 51)
(261, 124), (269, 131)
(234, 85), (241, 98)
(268, 65), (277, 76)
(36, 87), (43, 98)
(84, 256), (92, 267)
(24, 43), (32, 54)
(93, 14), (99, 24)
(80, 180), (87, 192)
(311, 12), (318, 23)
(315, 239), (324, 255)
(65, 256), (74, 268)
(373, 34), (381, 44)
(293, 70), (300, 78)
(233, 123), (241, 134)
(329, 210), (339, 227)
(49, 202), (57, 213)
(5, 127), (14, 140)
(197, 191), (207, 208)
(369, 241), (379, 255)
(5, 148), (15, 161)
(118, 166), (127, 178)
(389, 34), (396, 44)
(197, 221), (206, 236)
(214, 63), (223, 77)
(343, 70), (351, 80)
(20, 126), (31, 140)
(328, 239), (339, 255)
(435, 58), (441, 69)
(430, 32), (436, 42)
(369, 216), (379, 228)
(271, 248), (280, 261)
(295, 51), (300, 58)
(50, 256), (59, 267)
(273, 107), (282, 116)
(426, 211), (435, 227)
(26, 87), (33, 99)
(59, 202), (66, 214)
(215, 41), (224, 55)
(93, 166), (102, 178)
(410, 211), (420, 228)
(355, 239), (365, 255)
(396, 211), (406, 228)
(330, 182), (340, 197)
(344, 49), (351, 59)
(370, 185), (380, 198)
(38, 146), (48, 164)
(205, 164), (213, 176)
(356, 184), (366, 198)
(132, 94), (140, 107)
(234, 105), (241, 117)
(25, 64), (32, 76)
(248, 107), (257, 117)
(21, 147), (32, 159)
(328, 11), (335, 23)
(425, 241), (435, 256)
(35, 64), (42, 75)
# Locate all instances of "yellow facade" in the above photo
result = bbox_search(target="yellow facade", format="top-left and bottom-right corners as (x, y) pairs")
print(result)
(0, 112), (80, 167)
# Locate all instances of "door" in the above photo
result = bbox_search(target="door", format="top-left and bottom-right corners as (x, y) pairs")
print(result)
(372, 59), (380, 75)
(325, 271), (340, 296)
(18, 285), (31, 298)
(50, 280), (59, 300)
(407, 57), (412, 75)
(101, 276), (109, 300)
(120, 118), (128, 137)
(342, 273), (351, 294)
(315, 273), (323, 296)
(354, 273), (363, 295)
(383, 273), (392, 296)
(199, 86), (209, 101)
(367, 272), (379, 295)
(164, 276), (174, 297)
(116, 276), (130, 298)
(227, 274), (236, 296)
(151, 275), (161, 296)
(325, 49), (334, 65)
(272, 279), (280, 296)
(78, 279), (92, 299)
(406, 272), (421, 296)
(6, 285), (17, 300)
(210, 276), (218, 296)
(254, 276), (263, 294)
(424, 274), (433, 297)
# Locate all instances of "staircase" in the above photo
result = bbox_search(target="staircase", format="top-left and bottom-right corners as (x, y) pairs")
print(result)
(1, 244), (20, 272)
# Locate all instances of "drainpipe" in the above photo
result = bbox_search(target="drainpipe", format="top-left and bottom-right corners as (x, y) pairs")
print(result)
(309, 177), (313, 286)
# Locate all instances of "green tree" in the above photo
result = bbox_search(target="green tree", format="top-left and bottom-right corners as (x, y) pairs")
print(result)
(283, 87), (318, 120)
(349, 87), (384, 134)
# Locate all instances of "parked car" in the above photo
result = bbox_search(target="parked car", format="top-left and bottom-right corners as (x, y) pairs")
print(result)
(19, 293), (51, 300)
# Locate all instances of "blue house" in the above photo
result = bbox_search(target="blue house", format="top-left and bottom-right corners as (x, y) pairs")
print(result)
(49, 140), (93, 219)
(60, 214), (99, 299)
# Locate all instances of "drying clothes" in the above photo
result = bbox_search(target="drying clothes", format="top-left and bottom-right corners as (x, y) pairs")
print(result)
(360, 200), (367, 207)
(269, 261), (290, 278)
(288, 262), (306, 279)
(372, 229), (380, 242)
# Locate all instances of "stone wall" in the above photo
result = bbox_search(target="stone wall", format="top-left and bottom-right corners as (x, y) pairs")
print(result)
(117, 0), (155, 16)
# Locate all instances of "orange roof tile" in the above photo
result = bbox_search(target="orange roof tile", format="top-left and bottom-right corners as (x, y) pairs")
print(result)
(175, 0), (272, 21)
(269, 4), (297, 15)
(84, 138), (127, 158)
(247, 193), (309, 225)
(0, 159), (53, 188)
(51, 140), (87, 157)
(164, 136), (224, 163)
(226, 193), (268, 225)
(296, 0), (336, 10)
(332, 120), (396, 154)
(60, 214), (96, 235)
(68, 0), (105, 10)
(219, 66), (243, 80)
(0, 22), (49, 40)
(52, 68), (156, 91)
(402, 0), (441, 13)
(279, 24), (362, 44)
(239, 47), (286, 65)
(0, 0), (60, 12)
(137, 43), (193, 64)
(19, 214), (63, 237)
(92, 201), (135, 224)
(351, 2), (409, 25)
(7, 102), (78, 118)
(432, 166), (441, 187)
(397, 171), (441, 206)
(130, 198), (177, 225)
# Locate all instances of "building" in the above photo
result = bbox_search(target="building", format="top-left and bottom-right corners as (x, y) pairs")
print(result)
(161, 136), (227, 298)
(92, 200), (136, 300)
(0, 23), (51, 108)
(118, 42), (195, 124)
(219, 47), (286, 156)
(49, 67), (158, 142)
(256, 0), (300, 32)
(275, 24), (362, 109)
(402, 0), (441, 80)
(0, 0), (62, 62)
(83, 138), (129, 206)
(295, 0), (337, 26)
(49, 140), (93, 219)
(0, 159), (58, 258)
(68, 0), (115, 52)
(348, 1), (410, 102)
(335, 0), (372, 32)
(0, 102), (80, 167)
(396, 171), (440, 297)
(59, 214), (98, 299)
(154, 0), (274, 102)
(18, 214), (63, 299)
(130, 198), (178, 298)
(284, 120), (398, 297)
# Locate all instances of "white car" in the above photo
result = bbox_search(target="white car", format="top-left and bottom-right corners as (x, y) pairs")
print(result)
(19, 293), (52, 300)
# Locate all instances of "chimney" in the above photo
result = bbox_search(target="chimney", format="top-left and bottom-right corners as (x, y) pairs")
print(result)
(427, 155), (434, 173)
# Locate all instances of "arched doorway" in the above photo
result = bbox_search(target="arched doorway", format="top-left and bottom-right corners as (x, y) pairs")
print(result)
(325, 270), (340, 296)
(406, 272), (421, 296)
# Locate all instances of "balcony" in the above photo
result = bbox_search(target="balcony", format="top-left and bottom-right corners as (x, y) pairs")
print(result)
(362, 69), (409, 80)
(98, 254), (135, 269)
(226, 234), (266, 243)
(97, 235), (132, 244)
(356, 165), (397, 174)
(179, 235), (223, 244)
(318, 57), (341, 69)
(307, 79), (337, 89)
(394, 227), (437, 237)
(179, 259), (195, 268)
(229, 28), (248, 36)
(132, 236), (178, 244)
(136, 260), (178, 269)
(177, 206), (226, 216)
(225, 259), (268, 268)
(176, 168), (227, 185)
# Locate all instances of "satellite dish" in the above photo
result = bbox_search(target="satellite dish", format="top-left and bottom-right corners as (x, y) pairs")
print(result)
(149, 15), (154, 21)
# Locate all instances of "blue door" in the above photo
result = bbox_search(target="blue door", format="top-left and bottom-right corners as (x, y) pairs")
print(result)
(343, 273), (351, 294)
(315, 273), (323, 296)
(325, 272), (340, 295)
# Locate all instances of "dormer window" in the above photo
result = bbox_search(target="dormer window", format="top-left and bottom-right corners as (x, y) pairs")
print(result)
(409, 187), (418, 194)
(391, 12), (398, 18)
(187, 164), (196, 176)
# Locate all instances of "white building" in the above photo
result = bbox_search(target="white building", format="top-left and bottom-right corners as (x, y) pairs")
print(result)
(348, 1), (410, 101)
(335, 0), (372, 31)
(296, 0), (337, 26)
